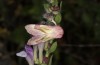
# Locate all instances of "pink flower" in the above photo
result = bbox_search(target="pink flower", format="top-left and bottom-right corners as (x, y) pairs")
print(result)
(25, 24), (64, 45)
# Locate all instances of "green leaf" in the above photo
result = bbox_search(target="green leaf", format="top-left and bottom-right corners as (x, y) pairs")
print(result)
(49, 42), (57, 53)
(43, 4), (49, 10)
(54, 13), (62, 24)
(43, 4), (52, 13)
(48, 55), (53, 65)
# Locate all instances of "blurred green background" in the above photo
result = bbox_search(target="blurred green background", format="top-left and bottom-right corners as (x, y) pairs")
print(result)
(0, 0), (100, 65)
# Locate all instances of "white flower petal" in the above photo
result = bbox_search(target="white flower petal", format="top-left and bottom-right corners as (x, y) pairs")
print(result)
(16, 51), (27, 57)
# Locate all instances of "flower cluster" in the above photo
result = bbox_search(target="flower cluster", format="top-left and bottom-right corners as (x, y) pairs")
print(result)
(16, 24), (63, 65)
(16, 0), (63, 65)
